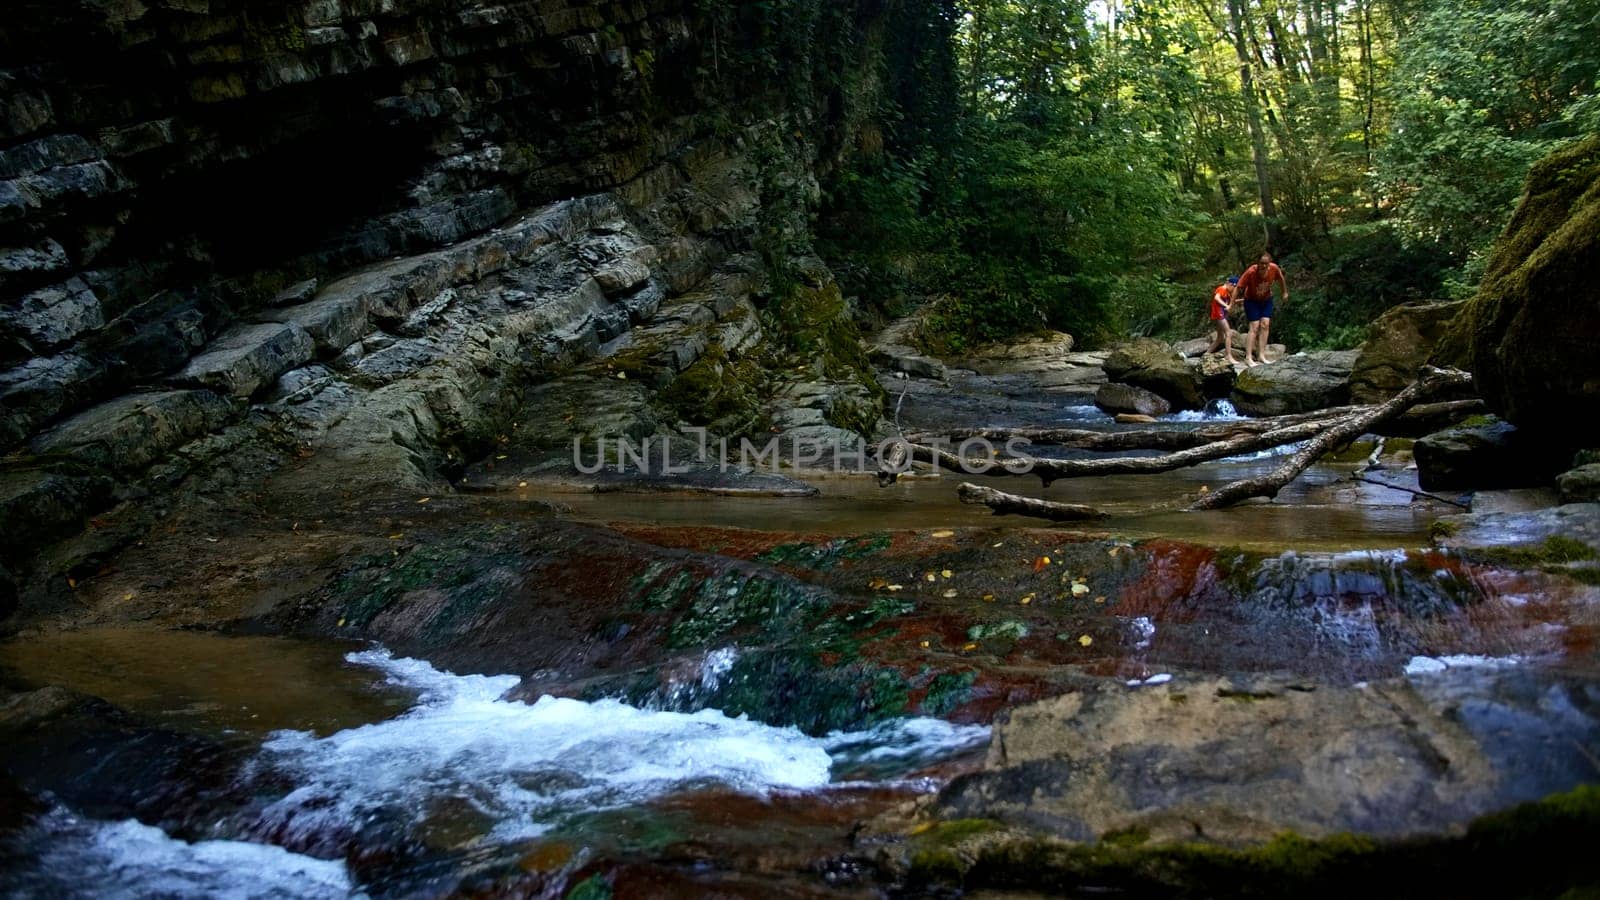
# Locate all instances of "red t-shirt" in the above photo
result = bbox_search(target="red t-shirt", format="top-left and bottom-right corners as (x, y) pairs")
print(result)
(1237, 264), (1282, 301)
(1211, 284), (1230, 320)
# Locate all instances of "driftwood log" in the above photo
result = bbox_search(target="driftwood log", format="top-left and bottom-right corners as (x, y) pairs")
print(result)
(907, 406), (1366, 453)
(1193, 367), (1474, 510)
(958, 483), (1110, 521)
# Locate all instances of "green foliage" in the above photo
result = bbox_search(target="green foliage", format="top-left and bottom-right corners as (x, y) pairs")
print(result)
(1275, 222), (1450, 350)
(1380, 0), (1600, 277)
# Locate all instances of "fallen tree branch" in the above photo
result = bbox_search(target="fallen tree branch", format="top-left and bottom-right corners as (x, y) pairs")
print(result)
(1193, 368), (1475, 510)
(958, 483), (1109, 521)
(1352, 473), (1471, 509)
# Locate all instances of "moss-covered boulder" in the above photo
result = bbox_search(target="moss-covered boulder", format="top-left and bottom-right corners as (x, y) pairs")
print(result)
(1351, 300), (1466, 404)
(1440, 136), (1600, 431)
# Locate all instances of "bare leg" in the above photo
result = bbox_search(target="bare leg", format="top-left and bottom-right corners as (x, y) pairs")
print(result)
(1245, 321), (1261, 366)
(1259, 317), (1272, 363)
(1209, 320), (1226, 354)
(1223, 320), (1239, 364)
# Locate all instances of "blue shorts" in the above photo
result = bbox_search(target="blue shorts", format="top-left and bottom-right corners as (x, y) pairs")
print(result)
(1244, 299), (1274, 322)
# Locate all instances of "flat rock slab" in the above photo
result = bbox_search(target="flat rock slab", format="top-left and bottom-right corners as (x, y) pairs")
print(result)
(257, 293), (370, 354)
(29, 389), (233, 474)
(936, 666), (1600, 845)
(175, 322), (314, 398)
(1435, 502), (1600, 555)
(1230, 350), (1358, 416)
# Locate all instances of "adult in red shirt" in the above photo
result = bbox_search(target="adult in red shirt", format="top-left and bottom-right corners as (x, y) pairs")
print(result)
(1231, 251), (1288, 367)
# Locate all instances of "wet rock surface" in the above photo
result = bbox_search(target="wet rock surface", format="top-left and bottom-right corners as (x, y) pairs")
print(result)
(932, 666), (1600, 845)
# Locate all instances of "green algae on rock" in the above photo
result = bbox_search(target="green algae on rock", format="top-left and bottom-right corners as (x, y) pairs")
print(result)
(1439, 135), (1600, 432)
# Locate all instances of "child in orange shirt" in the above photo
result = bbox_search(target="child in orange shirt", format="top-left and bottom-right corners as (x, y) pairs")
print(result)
(1207, 276), (1240, 364)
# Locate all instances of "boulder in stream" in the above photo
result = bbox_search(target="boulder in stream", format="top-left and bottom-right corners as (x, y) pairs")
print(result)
(1558, 464), (1600, 505)
(1438, 136), (1600, 433)
(1094, 382), (1171, 418)
(1414, 417), (1569, 491)
(1350, 300), (1466, 404)
(1229, 350), (1358, 416)
(1102, 338), (1203, 411)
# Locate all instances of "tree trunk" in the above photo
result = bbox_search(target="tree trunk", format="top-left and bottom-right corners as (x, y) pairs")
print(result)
(1228, 0), (1279, 249)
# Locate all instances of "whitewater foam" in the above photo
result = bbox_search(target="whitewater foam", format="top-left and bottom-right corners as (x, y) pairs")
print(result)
(253, 649), (990, 844)
(3, 809), (351, 900)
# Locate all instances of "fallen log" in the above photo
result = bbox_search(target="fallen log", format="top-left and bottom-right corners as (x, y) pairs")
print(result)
(958, 483), (1109, 521)
(908, 406), (1368, 453)
(1193, 368), (1474, 510)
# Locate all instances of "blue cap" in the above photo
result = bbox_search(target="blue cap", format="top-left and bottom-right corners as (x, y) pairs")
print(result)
(1227, 276), (1239, 285)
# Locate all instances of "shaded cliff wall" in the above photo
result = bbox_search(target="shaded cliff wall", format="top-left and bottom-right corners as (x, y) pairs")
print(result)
(1, 0), (887, 447)
(0, 0), (946, 612)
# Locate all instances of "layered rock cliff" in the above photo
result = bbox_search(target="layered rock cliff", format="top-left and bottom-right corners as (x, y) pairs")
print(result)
(1, 0), (932, 615)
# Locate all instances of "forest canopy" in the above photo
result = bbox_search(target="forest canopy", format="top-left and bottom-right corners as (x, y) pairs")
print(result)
(818, 0), (1600, 352)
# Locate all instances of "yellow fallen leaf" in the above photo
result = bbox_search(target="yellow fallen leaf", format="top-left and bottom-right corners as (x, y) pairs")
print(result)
(924, 572), (938, 582)
(886, 584), (904, 592)
(388, 533), (404, 540)
(869, 577), (889, 590)
(1095, 596), (1107, 604)
(417, 497), (431, 504)
(1079, 634), (1093, 647)
(931, 530), (955, 538)
(617, 372), (628, 380)
(518, 481), (529, 488)
(962, 642), (978, 651)
(993, 542), (1004, 548)
(910, 821), (935, 835)
(941, 569), (954, 579)
(67, 578), (76, 589)
(496, 454), (508, 460)
(982, 593), (996, 603)
(1019, 596), (1032, 605)
(121, 593), (134, 601)
(1071, 583), (1091, 598)
(337, 618), (346, 627)
(919, 640), (931, 649)
(943, 589), (958, 599)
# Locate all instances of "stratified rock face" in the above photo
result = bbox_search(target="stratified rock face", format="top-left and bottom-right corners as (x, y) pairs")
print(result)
(1350, 300), (1464, 404)
(1230, 350), (1357, 416)
(0, 0), (912, 584)
(1102, 338), (1203, 411)
(1444, 136), (1600, 432)
(936, 669), (1600, 846)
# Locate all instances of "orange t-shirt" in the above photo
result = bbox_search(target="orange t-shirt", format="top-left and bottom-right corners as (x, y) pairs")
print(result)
(1211, 285), (1231, 319)
(1237, 264), (1282, 301)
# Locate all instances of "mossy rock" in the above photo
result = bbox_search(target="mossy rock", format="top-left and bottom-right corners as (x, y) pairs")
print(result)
(1438, 136), (1600, 432)
(904, 785), (1600, 898)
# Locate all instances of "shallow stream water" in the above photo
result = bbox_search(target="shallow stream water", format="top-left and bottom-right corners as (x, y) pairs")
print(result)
(0, 405), (1575, 898)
